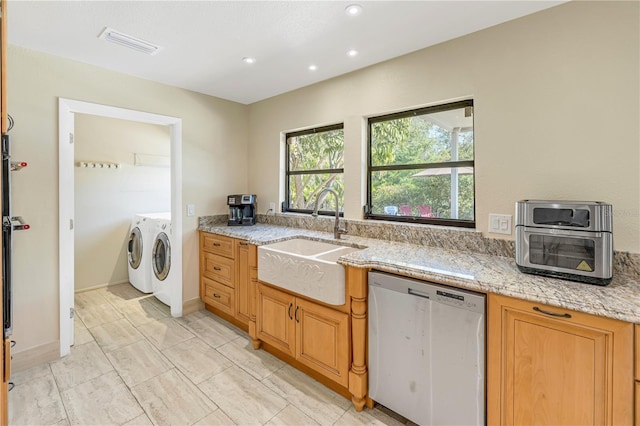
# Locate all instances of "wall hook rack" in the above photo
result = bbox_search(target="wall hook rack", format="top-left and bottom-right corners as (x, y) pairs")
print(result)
(76, 161), (121, 169)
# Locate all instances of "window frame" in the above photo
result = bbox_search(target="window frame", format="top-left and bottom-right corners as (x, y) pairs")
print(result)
(284, 123), (345, 216)
(365, 99), (476, 228)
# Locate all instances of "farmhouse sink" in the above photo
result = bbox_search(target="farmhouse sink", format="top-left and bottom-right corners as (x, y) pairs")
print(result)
(257, 238), (362, 305)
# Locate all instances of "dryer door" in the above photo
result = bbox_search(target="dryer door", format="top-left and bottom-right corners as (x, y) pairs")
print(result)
(128, 227), (143, 269)
(152, 232), (171, 281)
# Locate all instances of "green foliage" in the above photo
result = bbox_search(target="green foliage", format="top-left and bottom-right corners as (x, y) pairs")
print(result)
(370, 115), (475, 221)
(288, 129), (345, 210)
(287, 110), (475, 221)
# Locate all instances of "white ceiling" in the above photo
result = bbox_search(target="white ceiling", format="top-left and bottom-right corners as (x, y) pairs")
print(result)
(8, 1), (564, 105)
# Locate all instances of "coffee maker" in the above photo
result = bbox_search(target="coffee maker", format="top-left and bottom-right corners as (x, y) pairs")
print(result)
(227, 194), (256, 226)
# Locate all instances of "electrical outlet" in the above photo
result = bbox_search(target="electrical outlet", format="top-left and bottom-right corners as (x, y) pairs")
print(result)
(489, 213), (512, 235)
(187, 204), (195, 217)
(269, 202), (276, 212)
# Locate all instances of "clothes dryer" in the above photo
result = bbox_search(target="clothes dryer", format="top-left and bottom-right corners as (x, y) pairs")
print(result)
(150, 217), (175, 306)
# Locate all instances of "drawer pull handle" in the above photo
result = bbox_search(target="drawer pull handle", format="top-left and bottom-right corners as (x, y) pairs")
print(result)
(213, 293), (221, 298)
(212, 243), (221, 246)
(295, 306), (300, 323)
(533, 306), (571, 319)
(288, 303), (293, 320)
(213, 267), (221, 271)
(239, 241), (248, 246)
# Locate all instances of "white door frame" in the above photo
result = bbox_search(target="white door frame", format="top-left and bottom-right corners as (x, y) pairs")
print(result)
(58, 98), (183, 357)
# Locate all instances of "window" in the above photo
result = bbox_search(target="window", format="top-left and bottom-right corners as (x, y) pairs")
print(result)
(285, 124), (344, 214)
(366, 100), (475, 227)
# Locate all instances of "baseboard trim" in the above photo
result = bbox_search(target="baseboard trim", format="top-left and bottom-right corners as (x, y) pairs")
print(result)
(11, 340), (60, 373)
(75, 280), (130, 294)
(182, 297), (204, 316)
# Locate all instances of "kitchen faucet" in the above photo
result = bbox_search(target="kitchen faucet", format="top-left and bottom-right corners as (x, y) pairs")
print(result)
(312, 188), (348, 239)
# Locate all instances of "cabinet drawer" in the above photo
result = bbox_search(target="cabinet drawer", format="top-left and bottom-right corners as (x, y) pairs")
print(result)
(202, 277), (235, 316)
(202, 252), (235, 288)
(635, 324), (639, 381)
(201, 233), (235, 258)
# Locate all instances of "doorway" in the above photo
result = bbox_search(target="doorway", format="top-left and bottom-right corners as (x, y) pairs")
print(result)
(58, 98), (183, 357)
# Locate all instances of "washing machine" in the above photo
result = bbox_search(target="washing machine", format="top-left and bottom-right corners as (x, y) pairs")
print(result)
(127, 214), (154, 293)
(150, 217), (174, 306)
(127, 212), (171, 293)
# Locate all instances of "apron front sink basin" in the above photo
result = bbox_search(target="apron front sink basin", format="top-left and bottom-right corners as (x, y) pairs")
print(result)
(257, 238), (362, 305)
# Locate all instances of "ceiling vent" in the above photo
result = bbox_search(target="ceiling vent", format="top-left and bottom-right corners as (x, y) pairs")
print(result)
(98, 27), (161, 55)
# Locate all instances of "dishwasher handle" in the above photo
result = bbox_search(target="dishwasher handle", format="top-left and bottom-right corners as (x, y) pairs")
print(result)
(408, 288), (430, 299)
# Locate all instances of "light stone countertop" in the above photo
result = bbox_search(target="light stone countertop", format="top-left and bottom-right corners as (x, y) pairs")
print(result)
(199, 223), (640, 324)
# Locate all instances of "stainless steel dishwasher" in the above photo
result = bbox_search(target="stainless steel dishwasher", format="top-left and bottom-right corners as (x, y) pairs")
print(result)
(368, 271), (485, 426)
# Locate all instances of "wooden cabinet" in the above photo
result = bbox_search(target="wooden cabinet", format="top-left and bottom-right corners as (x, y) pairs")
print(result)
(635, 324), (640, 426)
(295, 297), (349, 385)
(199, 232), (257, 335)
(488, 293), (633, 426)
(235, 241), (256, 327)
(257, 282), (350, 387)
(200, 233), (237, 317)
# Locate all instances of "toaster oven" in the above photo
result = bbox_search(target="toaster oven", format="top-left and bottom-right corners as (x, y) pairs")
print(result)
(515, 200), (613, 285)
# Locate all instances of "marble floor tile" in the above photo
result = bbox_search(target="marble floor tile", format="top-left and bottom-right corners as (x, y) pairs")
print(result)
(161, 337), (233, 384)
(123, 413), (154, 425)
(266, 404), (320, 426)
(145, 296), (171, 316)
(74, 290), (109, 310)
(217, 336), (285, 380)
(262, 365), (351, 426)
(198, 365), (287, 425)
(193, 409), (236, 426)
(10, 363), (52, 384)
(115, 298), (168, 326)
(106, 339), (172, 387)
(73, 317), (94, 346)
(177, 313), (242, 348)
(132, 369), (216, 426)
(333, 406), (408, 426)
(50, 341), (113, 391)
(61, 371), (144, 425)
(9, 369), (67, 426)
(90, 318), (144, 352)
(137, 317), (195, 350)
(98, 282), (147, 304)
(75, 302), (124, 328)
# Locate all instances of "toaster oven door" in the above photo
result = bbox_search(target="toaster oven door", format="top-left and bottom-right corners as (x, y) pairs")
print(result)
(516, 226), (612, 281)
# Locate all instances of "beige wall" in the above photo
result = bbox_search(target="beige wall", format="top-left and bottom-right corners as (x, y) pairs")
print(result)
(248, 1), (640, 253)
(8, 46), (249, 356)
(74, 114), (171, 291)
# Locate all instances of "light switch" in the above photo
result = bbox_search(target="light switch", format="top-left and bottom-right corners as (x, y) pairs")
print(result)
(489, 213), (512, 235)
(187, 204), (195, 217)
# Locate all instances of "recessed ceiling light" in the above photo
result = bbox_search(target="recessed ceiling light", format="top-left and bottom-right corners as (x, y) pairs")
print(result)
(345, 4), (363, 16)
(347, 49), (358, 57)
(242, 57), (256, 64)
(309, 65), (318, 71)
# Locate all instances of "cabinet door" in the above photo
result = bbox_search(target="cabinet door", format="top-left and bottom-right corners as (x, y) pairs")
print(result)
(257, 283), (295, 357)
(295, 298), (350, 387)
(488, 293), (633, 426)
(235, 242), (251, 325)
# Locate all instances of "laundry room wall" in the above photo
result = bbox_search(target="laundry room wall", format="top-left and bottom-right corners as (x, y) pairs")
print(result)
(7, 45), (249, 367)
(74, 114), (171, 292)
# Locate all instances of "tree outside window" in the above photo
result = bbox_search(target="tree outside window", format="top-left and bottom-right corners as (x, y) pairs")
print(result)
(285, 124), (344, 214)
(367, 100), (475, 227)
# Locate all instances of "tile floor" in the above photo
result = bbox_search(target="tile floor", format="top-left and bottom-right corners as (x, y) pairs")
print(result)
(8, 283), (406, 426)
